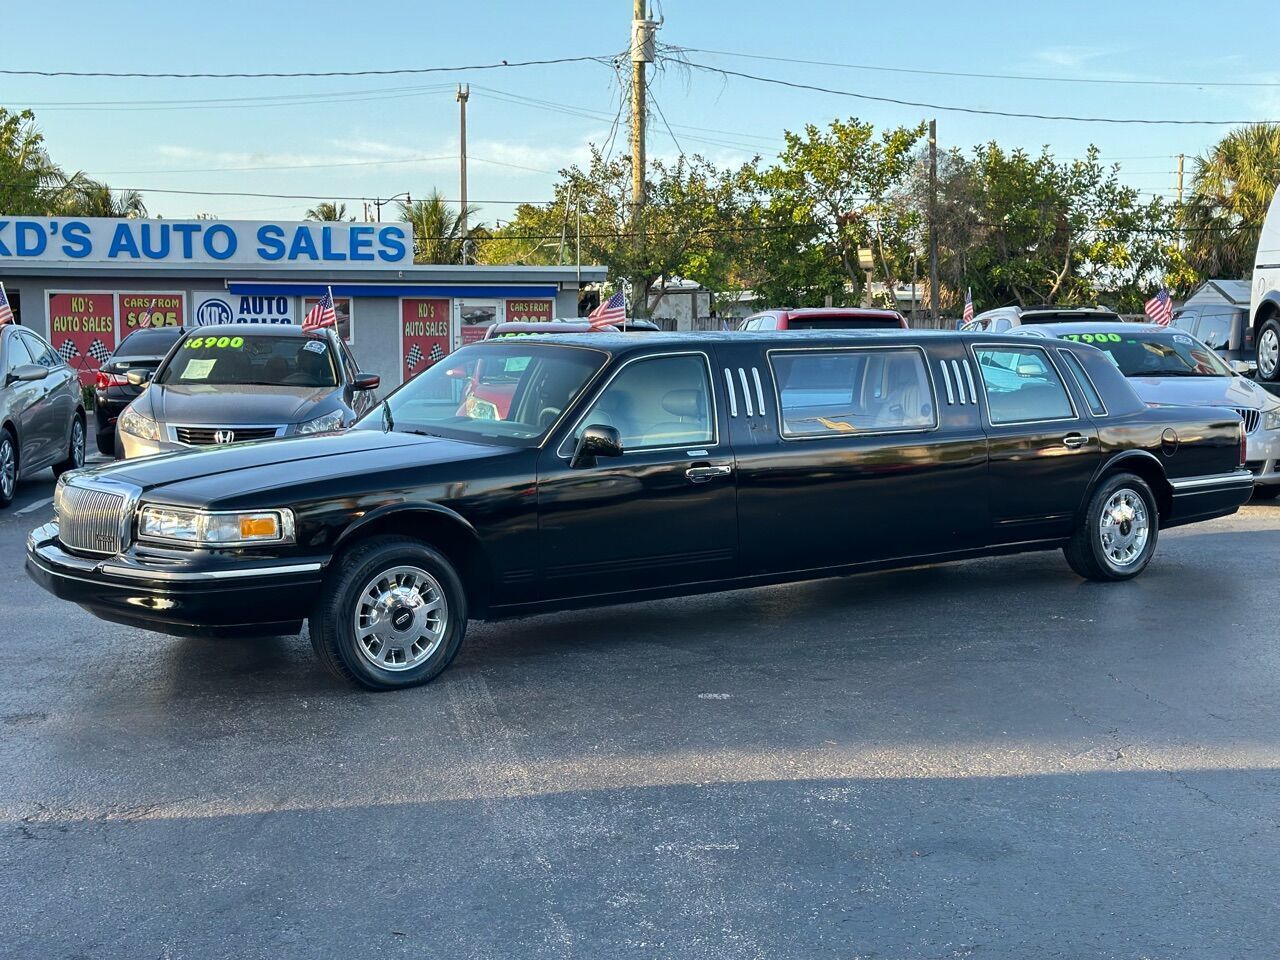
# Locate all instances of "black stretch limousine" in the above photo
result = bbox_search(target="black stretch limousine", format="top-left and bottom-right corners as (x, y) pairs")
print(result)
(28, 331), (1252, 689)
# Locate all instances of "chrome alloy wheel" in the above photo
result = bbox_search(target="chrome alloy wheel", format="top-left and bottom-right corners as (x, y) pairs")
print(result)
(71, 418), (85, 467)
(1099, 488), (1150, 568)
(0, 437), (13, 500)
(1260, 327), (1280, 379)
(353, 565), (448, 671)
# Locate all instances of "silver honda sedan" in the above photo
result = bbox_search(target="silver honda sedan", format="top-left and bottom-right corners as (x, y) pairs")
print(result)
(0, 324), (86, 507)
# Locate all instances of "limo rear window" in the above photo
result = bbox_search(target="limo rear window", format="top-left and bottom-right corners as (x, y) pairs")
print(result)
(770, 348), (935, 437)
(786, 315), (902, 330)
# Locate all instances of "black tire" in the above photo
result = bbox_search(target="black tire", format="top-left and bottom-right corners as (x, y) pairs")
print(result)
(96, 429), (115, 457)
(1253, 485), (1280, 501)
(1064, 473), (1159, 582)
(1256, 318), (1280, 382)
(309, 535), (468, 690)
(52, 413), (86, 477)
(0, 430), (16, 508)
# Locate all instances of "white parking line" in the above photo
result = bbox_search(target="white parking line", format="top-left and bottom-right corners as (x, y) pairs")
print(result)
(13, 496), (53, 517)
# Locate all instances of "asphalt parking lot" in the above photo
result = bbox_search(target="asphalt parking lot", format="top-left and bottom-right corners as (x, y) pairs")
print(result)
(3, 469), (1280, 960)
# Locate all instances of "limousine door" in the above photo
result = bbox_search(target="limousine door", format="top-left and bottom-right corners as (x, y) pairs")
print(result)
(727, 341), (990, 576)
(535, 350), (738, 601)
(969, 343), (1101, 542)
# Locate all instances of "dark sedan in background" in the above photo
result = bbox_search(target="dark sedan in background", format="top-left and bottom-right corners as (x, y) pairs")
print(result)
(93, 325), (184, 456)
(117, 324), (379, 458)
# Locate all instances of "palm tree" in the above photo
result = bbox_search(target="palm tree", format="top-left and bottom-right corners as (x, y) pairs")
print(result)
(399, 190), (480, 264)
(56, 176), (147, 218)
(305, 201), (353, 221)
(1180, 123), (1280, 279)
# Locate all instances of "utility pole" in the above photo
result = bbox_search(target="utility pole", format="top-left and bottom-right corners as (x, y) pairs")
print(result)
(630, 0), (654, 317)
(457, 84), (470, 261)
(1176, 153), (1185, 206)
(928, 119), (940, 326)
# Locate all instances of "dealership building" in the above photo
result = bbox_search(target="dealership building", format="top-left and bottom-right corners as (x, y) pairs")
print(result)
(0, 216), (607, 386)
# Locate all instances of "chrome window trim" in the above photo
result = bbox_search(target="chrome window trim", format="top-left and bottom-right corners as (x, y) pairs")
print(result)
(738, 368), (755, 417)
(765, 344), (940, 442)
(556, 350), (720, 459)
(1055, 348), (1109, 417)
(723, 368), (739, 417)
(951, 360), (967, 404)
(968, 342), (1081, 427)
(751, 367), (767, 416)
(962, 359), (978, 404)
(939, 360), (956, 404)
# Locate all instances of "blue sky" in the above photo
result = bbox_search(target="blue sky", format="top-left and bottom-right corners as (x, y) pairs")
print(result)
(5, 0), (1278, 222)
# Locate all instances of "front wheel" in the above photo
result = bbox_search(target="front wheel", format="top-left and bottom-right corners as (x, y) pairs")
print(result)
(1064, 473), (1159, 582)
(52, 414), (86, 478)
(1257, 319), (1280, 382)
(309, 536), (468, 690)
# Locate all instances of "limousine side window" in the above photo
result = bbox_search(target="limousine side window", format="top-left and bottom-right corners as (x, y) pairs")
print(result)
(770, 348), (935, 437)
(575, 354), (714, 451)
(1056, 349), (1107, 416)
(972, 346), (1075, 424)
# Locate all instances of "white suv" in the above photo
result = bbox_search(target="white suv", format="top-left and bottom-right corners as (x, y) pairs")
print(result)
(1251, 183), (1280, 380)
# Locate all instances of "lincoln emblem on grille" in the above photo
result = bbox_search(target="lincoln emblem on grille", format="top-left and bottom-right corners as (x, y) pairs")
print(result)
(214, 429), (235, 444)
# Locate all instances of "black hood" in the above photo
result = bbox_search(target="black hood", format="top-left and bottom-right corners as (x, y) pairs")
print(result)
(136, 383), (341, 426)
(87, 429), (515, 507)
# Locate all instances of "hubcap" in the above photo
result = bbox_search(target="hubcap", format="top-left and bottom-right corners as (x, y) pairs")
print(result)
(353, 565), (448, 671)
(0, 439), (13, 499)
(1099, 488), (1150, 568)
(1261, 329), (1279, 378)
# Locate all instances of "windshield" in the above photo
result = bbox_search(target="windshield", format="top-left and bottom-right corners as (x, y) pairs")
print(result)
(116, 328), (182, 358)
(157, 332), (339, 387)
(356, 342), (606, 446)
(1057, 330), (1232, 378)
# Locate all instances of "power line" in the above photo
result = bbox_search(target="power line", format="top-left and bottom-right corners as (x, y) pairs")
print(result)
(47, 184), (549, 204)
(12, 83), (458, 112)
(0, 54), (616, 80)
(671, 45), (1280, 89)
(677, 58), (1278, 126)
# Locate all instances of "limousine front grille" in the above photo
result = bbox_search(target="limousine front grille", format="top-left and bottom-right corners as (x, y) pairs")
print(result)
(57, 483), (130, 556)
(1233, 408), (1261, 434)
(174, 425), (281, 446)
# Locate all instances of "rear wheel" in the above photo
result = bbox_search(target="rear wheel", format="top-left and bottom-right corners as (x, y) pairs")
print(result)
(309, 536), (468, 690)
(52, 414), (85, 477)
(1257, 319), (1280, 381)
(1064, 473), (1158, 581)
(1253, 485), (1280, 501)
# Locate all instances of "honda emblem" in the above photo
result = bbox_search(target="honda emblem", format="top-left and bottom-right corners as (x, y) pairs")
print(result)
(214, 429), (235, 444)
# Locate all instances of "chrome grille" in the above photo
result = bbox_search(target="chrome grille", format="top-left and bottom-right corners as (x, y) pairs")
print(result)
(174, 425), (280, 446)
(1233, 408), (1261, 434)
(57, 484), (127, 555)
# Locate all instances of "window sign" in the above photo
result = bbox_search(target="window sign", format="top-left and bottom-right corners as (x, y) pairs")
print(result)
(47, 291), (117, 387)
(192, 292), (295, 326)
(401, 298), (451, 382)
(120, 292), (184, 329)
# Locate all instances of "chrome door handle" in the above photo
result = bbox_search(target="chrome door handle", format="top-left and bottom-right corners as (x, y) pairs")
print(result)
(1063, 434), (1089, 449)
(686, 465), (733, 483)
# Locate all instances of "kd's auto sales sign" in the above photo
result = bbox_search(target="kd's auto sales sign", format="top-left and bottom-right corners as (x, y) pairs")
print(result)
(48, 292), (117, 386)
(401, 299), (450, 382)
(192, 292), (295, 326)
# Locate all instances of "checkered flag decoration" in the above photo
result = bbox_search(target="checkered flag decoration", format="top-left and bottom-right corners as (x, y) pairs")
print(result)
(87, 339), (111, 364)
(58, 339), (79, 363)
(405, 343), (423, 372)
(428, 343), (444, 364)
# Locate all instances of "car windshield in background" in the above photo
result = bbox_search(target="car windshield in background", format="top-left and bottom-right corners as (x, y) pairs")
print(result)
(157, 333), (339, 387)
(1019, 311), (1123, 324)
(787, 316), (901, 330)
(358, 342), (606, 446)
(1058, 331), (1232, 378)
(116, 327), (182, 357)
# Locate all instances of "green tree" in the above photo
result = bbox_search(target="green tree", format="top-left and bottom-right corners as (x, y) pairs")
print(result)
(1180, 123), (1280, 280)
(737, 117), (926, 307)
(305, 201), (354, 222)
(400, 190), (480, 264)
(57, 177), (147, 218)
(0, 108), (78, 215)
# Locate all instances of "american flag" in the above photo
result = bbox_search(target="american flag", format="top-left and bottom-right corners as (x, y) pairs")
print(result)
(0, 282), (13, 326)
(88, 339), (111, 364)
(962, 288), (974, 326)
(136, 298), (157, 328)
(587, 290), (625, 329)
(58, 339), (79, 363)
(1144, 287), (1174, 326)
(302, 287), (337, 331)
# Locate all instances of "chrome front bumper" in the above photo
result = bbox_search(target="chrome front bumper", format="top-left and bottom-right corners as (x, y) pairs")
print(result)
(1245, 427), (1280, 486)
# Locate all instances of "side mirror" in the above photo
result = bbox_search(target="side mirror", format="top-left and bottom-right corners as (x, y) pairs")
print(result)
(1230, 359), (1257, 377)
(126, 369), (153, 387)
(570, 424), (623, 468)
(8, 363), (49, 384)
(352, 372), (380, 391)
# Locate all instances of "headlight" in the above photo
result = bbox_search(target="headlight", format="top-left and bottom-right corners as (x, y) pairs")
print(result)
(119, 406), (161, 441)
(1265, 408), (1280, 432)
(138, 505), (295, 546)
(297, 410), (344, 434)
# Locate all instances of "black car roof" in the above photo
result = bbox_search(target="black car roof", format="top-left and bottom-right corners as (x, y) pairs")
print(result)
(182, 323), (326, 337)
(471, 328), (1050, 354)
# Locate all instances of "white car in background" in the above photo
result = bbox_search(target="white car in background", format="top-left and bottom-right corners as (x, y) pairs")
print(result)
(961, 305), (1129, 333)
(1251, 182), (1280, 380)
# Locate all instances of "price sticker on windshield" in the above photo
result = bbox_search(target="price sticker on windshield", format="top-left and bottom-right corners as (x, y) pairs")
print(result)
(186, 335), (245, 349)
(1062, 332), (1123, 344)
